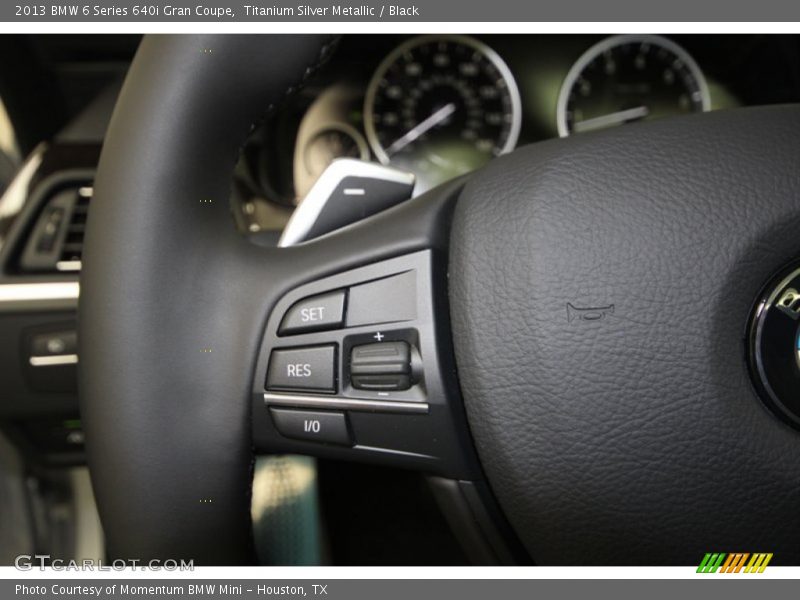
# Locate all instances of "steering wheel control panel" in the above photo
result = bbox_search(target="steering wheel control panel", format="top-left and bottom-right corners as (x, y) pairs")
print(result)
(251, 250), (479, 479)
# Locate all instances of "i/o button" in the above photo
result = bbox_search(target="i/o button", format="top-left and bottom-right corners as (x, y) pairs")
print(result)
(269, 408), (352, 446)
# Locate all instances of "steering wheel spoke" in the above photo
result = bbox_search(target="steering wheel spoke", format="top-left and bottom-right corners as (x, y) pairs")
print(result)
(252, 241), (477, 478)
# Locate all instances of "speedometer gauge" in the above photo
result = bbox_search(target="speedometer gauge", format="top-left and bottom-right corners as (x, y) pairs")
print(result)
(556, 35), (710, 137)
(364, 35), (521, 192)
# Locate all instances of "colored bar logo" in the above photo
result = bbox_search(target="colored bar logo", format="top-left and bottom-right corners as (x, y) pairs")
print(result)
(697, 553), (773, 573)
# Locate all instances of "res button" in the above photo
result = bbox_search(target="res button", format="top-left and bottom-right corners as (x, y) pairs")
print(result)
(279, 290), (346, 335)
(266, 345), (336, 393)
(269, 408), (352, 446)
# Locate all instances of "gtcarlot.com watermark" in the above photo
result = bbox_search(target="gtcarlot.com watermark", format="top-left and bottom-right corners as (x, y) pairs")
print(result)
(14, 554), (194, 572)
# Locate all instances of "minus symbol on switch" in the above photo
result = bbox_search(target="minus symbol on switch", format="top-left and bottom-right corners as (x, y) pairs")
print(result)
(343, 188), (366, 196)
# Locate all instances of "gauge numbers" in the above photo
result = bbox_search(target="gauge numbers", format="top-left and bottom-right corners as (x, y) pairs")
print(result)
(557, 35), (711, 137)
(364, 35), (521, 192)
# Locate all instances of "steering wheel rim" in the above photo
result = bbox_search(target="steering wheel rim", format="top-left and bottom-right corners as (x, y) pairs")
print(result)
(80, 35), (336, 564)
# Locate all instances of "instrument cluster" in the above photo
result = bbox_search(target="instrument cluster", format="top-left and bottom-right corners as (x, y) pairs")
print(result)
(238, 34), (800, 217)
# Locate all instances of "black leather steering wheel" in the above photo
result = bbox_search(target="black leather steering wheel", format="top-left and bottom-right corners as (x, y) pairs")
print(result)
(80, 35), (800, 565)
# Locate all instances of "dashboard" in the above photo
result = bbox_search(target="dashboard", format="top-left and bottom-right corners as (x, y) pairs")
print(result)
(231, 34), (800, 235)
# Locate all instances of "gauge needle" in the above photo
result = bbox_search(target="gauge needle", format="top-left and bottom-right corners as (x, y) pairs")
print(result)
(386, 103), (457, 156)
(573, 106), (650, 133)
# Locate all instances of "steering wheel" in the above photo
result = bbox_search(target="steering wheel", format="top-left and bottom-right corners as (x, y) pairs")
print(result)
(79, 35), (800, 565)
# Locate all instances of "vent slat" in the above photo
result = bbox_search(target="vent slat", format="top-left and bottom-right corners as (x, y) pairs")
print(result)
(17, 182), (92, 273)
(57, 186), (92, 272)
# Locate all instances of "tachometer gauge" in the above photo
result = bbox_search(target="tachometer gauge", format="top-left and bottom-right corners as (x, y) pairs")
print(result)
(557, 35), (710, 137)
(364, 35), (521, 192)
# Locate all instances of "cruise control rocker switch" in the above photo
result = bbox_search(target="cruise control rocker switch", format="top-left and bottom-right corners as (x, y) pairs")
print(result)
(350, 341), (413, 391)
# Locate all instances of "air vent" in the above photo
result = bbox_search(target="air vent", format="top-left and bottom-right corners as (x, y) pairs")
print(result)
(18, 184), (92, 273)
(55, 186), (91, 272)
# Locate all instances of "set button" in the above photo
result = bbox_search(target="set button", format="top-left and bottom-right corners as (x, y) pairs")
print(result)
(279, 290), (346, 335)
(277, 271), (417, 338)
